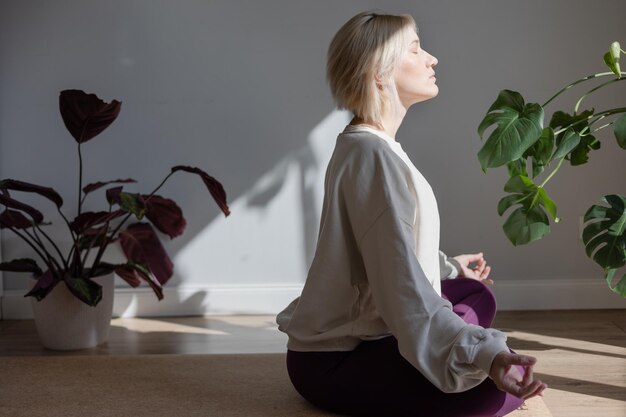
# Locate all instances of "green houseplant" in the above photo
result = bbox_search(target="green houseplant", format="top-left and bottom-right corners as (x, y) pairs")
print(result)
(477, 41), (625, 297)
(0, 89), (230, 309)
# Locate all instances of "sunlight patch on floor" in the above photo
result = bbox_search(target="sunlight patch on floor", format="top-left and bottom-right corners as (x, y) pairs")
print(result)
(111, 318), (230, 335)
(506, 330), (626, 355)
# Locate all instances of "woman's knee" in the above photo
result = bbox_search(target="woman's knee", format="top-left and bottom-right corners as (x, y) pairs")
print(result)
(442, 278), (497, 327)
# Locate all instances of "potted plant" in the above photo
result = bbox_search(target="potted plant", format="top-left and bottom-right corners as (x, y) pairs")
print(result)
(0, 89), (231, 349)
(477, 41), (625, 297)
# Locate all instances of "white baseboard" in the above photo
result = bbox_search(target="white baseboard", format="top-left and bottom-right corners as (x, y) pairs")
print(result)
(490, 278), (625, 310)
(1, 279), (624, 319)
(1, 284), (305, 319)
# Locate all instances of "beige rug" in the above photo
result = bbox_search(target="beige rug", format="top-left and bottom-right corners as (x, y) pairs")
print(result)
(0, 354), (552, 417)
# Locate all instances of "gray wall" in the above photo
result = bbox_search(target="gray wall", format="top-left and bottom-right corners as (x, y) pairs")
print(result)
(1, 1), (625, 296)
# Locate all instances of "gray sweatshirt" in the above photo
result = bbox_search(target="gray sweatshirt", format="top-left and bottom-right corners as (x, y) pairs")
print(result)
(277, 127), (509, 393)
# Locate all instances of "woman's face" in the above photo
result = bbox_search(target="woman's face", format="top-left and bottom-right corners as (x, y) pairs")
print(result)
(392, 29), (439, 107)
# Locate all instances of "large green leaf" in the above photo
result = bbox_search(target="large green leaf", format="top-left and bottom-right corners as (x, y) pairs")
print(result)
(569, 134), (600, 166)
(614, 113), (626, 149)
(536, 188), (558, 221)
(477, 90), (544, 171)
(497, 175), (559, 245)
(503, 174), (537, 194)
(523, 127), (555, 178)
(506, 159), (527, 178)
(498, 193), (529, 216)
(549, 109), (594, 131)
(503, 206), (551, 246)
(548, 109), (602, 166)
(604, 269), (626, 297)
(552, 128), (581, 160)
(583, 194), (626, 271)
(502, 176), (559, 218)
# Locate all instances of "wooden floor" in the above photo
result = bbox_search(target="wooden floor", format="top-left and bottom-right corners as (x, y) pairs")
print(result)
(1, 309), (625, 417)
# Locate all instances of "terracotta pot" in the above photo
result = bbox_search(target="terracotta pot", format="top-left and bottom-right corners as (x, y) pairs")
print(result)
(30, 274), (114, 350)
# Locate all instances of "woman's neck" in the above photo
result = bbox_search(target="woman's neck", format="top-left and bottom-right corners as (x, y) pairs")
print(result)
(350, 107), (407, 140)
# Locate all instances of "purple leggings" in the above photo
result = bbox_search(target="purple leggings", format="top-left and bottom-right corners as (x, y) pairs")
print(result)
(286, 278), (524, 417)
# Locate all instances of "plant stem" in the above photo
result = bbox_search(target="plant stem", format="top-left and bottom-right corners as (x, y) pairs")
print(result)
(57, 207), (76, 238)
(66, 245), (76, 270)
(33, 224), (69, 271)
(78, 143), (83, 216)
(590, 121), (614, 134)
(80, 239), (91, 273)
(88, 212), (132, 278)
(540, 157), (565, 188)
(542, 72), (623, 108)
(588, 108), (626, 124)
(80, 206), (114, 275)
(28, 227), (63, 272)
(553, 107), (626, 136)
(142, 171), (175, 204)
(24, 228), (54, 261)
(574, 77), (626, 114)
(0, 219), (57, 274)
(59, 209), (78, 265)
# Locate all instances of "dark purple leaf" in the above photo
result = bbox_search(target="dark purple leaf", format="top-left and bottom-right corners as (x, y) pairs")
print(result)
(24, 270), (60, 301)
(83, 178), (136, 195)
(59, 89), (122, 143)
(0, 193), (44, 223)
(0, 209), (32, 229)
(71, 210), (126, 233)
(77, 229), (116, 250)
(143, 194), (186, 238)
(0, 258), (43, 275)
(83, 225), (111, 236)
(115, 261), (163, 300)
(114, 265), (141, 287)
(64, 275), (102, 306)
(106, 186), (123, 205)
(171, 165), (230, 216)
(0, 179), (63, 208)
(119, 222), (173, 285)
(88, 263), (118, 278)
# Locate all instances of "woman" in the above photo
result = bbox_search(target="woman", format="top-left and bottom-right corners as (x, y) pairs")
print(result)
(277, 11), (547, 417)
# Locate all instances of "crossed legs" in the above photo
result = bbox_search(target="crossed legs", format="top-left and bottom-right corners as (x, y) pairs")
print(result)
(287, 278), (525, 417)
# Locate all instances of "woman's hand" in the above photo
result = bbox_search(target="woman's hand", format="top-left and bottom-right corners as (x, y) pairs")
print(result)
(489, 352), (548, 399)
(453, 252), (493, 284)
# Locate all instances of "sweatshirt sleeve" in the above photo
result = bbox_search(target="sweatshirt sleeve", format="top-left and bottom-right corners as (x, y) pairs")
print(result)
(358, 207), (509, 392)
(439, 250), (462, 279)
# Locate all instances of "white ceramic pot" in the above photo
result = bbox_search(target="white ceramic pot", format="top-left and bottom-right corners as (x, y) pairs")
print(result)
(30, 274), (114, 350)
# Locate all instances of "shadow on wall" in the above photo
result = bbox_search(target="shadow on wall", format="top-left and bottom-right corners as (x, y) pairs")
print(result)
(170, 110), (351, 287)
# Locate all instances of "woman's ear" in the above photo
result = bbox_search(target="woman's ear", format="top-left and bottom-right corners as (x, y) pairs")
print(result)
(374, 73), (386, 90)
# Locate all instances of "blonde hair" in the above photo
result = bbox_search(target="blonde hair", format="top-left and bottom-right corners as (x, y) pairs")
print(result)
(326, 11), (417, 125)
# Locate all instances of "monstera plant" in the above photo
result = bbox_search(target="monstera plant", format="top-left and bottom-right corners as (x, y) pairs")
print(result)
(0, 89), (230, 307)
(477, 41), (626, 297)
